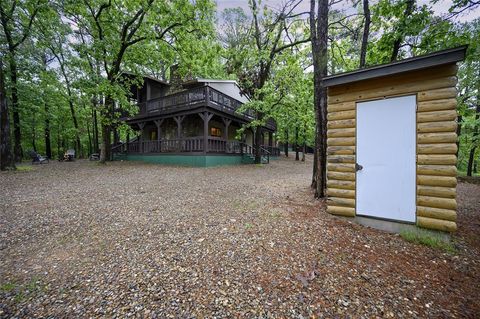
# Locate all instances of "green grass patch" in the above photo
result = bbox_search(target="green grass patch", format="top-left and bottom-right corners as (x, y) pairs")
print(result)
(0, 278), (45, 303)
(400, 229), (456, 253)
(0, 282), (16, 292)
(15, 165), (34, 172)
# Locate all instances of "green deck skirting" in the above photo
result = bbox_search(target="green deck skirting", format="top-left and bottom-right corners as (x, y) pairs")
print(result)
(114, 154), (245, 167)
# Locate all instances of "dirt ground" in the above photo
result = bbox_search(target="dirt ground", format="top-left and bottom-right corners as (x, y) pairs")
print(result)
(0, 156), (479, 318)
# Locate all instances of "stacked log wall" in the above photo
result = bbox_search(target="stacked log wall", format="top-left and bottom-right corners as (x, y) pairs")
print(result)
(326, 64), (458, 232)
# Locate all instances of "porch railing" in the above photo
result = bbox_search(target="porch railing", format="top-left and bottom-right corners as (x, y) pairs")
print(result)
(262, 146), (281, 156)
(113, 138), (279, 155)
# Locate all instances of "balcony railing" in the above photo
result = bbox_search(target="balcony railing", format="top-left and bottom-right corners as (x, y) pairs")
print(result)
(135, 86), (276, 131)
(139, 87), (207, 114)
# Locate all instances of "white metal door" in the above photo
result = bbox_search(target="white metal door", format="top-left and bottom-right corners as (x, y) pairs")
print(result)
(356, 95), (416, 222)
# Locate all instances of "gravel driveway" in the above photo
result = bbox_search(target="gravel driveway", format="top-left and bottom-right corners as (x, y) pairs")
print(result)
(1, 156), (479, 318)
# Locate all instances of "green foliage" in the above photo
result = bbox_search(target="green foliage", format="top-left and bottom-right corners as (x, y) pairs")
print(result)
(369, 0), (432, 63)
(1, 0), (220, 159)
(0, 0), (478, 170)
(221, 2), (311, 148)
(400, 229), (457, 253)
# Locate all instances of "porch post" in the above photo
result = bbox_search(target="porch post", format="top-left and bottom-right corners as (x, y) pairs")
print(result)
(173, 116), (185, 138)
(222, 117), (232, 140)
(199, 112), (213, 154)
(268, 131), (273, 147)
(138, 122), (145, 153)
(154, 119), (164, 152)
(173, 116), (185, 152)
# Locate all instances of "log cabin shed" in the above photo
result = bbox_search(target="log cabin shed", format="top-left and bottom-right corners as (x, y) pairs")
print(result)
(323, 46), (467, 233)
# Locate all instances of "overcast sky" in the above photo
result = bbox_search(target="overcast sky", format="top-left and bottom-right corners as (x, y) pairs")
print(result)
(215, 0), (480, 22)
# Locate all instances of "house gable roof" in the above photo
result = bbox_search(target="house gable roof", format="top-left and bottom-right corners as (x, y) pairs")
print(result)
(122, 71), (170, 86)
(182, 78), (250, 102)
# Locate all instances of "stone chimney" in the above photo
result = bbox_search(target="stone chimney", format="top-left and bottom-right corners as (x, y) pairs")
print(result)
(169, 64), (183, 93)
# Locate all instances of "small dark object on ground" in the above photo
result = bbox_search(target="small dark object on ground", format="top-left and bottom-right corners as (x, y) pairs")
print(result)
(62, 149), (75, 161)
(89, 153), (100, 161)
(28, 150), (49, 164)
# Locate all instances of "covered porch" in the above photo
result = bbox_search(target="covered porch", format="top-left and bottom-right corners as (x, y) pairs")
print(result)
(118, 110), (279, 156)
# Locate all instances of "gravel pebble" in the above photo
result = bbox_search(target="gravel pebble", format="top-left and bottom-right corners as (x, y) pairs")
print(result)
(0, 156), (479, 318)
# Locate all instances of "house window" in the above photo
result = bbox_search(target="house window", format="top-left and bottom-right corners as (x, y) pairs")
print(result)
(210, 127), (222, 137)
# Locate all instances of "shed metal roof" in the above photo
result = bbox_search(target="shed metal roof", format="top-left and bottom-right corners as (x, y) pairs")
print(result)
(323, 46), (467, 87)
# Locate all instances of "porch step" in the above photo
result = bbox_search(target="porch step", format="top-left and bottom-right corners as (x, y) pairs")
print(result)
(242, 154), (269, 164)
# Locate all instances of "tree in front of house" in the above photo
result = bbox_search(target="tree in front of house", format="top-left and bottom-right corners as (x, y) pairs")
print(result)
(0, 0), (47, 164)
(63, 0), (217, 163)
(221, 0), (310, 164)
(253, 49), (314, 161)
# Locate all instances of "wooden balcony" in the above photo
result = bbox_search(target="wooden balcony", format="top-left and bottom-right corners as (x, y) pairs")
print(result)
(135, 86), (276, 131)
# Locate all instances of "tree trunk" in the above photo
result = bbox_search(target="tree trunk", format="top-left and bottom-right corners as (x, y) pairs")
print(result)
(57, 108), (61, 159)
(295, 126), (299, 161)
(42, 55), (52, 159)
(100, 123), (111, 163)
(359, 0), (370, 68)
(311, 126), (317, 188)
(93, 103), (99, 153)
(99, 97), (114, 163)
(310, 0), (329, 198)
(44, 101), (52, 159)
(391, 0), (415, 62)
(8, 52), (23, 162)
(456, 115), (462, 158)
(67, 95), (82, 157)
(467, 104), (480, 176)
(284, 129), (289, 157)
(86, 117), (92, 156)
(301, 126), (306, 162)
(113, 128), (120, 145)
(0, 58), (15, 170)
(31, 112), (37, 152)
(254, 125), (262, 163)
(466, 146), (477, 176)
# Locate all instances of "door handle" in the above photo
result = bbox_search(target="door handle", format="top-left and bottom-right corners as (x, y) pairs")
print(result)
(356, 163), (363, 171)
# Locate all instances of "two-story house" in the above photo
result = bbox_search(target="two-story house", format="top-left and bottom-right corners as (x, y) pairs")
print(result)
(112, 74), (279, 166)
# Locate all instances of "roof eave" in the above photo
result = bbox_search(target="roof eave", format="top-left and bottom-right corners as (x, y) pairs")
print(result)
(323, 45), (468, 88)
